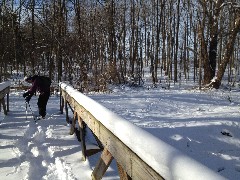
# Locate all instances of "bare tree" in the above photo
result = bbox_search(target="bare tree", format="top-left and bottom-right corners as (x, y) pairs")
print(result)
(1, 0), (239, 91)
(212, 16), (240, 88)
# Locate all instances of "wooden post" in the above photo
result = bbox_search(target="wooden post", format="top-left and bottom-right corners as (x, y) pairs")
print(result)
(92, 148), (114, 180)
(61, 96), (64, 113)
(78, 115), (87, 161)
(60, 88), (62, 113)
(0, 98), (7, 115)
(7, 92), (9, 112)
(117, 162), (132, 180)
(65, 100), (69, 123)
(91, 130), (104, 150)
(60, 90), (64, 114)
(70, 111), (78, 135)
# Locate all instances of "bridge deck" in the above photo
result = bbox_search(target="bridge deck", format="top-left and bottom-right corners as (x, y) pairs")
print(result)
(0, 92), (115, 180)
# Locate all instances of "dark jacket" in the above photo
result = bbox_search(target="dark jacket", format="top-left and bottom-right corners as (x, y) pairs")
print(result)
(28, 75), (50, 95)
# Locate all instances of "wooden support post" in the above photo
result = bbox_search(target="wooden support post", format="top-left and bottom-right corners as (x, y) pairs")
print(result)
(60, 90), (62, 113)
(91, 130), (104, 150)
(65, 100), (69, 123)
(92, 148), (114, 180)
(7, 92), (9, 112)
(117, 162), (132, 180)
(60, 91), (64, 114)
(61, 96), (64, 113)
(70, 111), (78, 135)
(78, 115), (87, 161)
(0, 98), (7, 115)
(85, 148), (103, 158)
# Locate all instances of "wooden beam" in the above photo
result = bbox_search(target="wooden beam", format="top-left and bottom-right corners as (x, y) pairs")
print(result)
(85, 148), (102, 157)
(92, 148), (114, 180)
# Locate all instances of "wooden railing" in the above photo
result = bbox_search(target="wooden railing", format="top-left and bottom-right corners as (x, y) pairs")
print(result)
(0, 81), (10, 115)
(59, 82), (226, 180)
(11, 80), (58, 93)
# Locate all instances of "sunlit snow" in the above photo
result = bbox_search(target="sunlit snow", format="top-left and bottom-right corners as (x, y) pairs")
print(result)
(0, 79), (240, 179)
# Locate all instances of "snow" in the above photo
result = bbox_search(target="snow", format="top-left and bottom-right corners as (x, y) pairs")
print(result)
(0, 81), (240, 180)
(60, 83), (226, 180)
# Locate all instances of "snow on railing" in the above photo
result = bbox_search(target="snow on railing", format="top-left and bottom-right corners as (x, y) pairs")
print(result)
(59, 82), (226, 180)
(0, 81), (11, 92)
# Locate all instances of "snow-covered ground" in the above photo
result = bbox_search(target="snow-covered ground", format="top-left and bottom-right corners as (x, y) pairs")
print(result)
(0, 82), (240, 179)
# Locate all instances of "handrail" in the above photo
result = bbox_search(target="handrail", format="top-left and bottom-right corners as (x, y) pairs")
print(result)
(0, 81), (11, 115)
(59, 82), (226, 180)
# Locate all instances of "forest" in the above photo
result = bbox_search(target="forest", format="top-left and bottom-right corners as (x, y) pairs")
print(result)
(0, 0), (240, 91)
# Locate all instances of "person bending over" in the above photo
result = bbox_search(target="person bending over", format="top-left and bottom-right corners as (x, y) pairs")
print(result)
(23, 75), (51, 119)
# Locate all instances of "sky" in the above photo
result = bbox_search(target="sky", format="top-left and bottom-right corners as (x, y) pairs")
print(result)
(0, 78), (240, 180)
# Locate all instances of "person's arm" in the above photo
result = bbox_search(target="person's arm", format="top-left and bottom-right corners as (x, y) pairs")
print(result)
(23, 79), (38, 101)
(28, 78), (38, 94)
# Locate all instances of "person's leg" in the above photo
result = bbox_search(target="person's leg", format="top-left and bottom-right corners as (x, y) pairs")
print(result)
(37, 93), (50, 118)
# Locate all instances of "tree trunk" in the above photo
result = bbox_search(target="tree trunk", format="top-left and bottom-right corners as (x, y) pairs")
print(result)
(205, 0), (224, 84)
(211, 17), (240, 89)
(31, 0), (36, 75)
(174, 0), (180, 83)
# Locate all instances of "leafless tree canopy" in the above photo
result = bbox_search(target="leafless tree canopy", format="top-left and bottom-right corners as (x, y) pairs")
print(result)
(1, 0), (239, 90)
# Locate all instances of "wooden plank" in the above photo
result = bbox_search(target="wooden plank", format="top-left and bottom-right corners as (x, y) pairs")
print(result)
(131, 155), (164, 180)
(92, 147), (114, 180)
